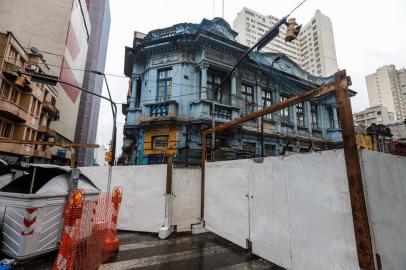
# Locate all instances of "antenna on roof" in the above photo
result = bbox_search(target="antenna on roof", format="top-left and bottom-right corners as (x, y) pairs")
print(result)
(222, 0), (224, 18)
(212, 0), (215, 18)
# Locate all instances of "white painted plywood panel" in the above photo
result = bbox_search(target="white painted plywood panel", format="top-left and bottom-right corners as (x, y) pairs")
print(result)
(361, 151), (406, 270)
(172, 168), (201, 232)
(205, 159), (250, 248)
(286, 150), (359, 270)
(249, 150), (359, 270)
(80, 165), (166, 232)
(250, 157), (291, 269)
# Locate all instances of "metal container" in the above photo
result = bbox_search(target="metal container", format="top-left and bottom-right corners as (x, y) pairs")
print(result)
(0, 164), (100, 261)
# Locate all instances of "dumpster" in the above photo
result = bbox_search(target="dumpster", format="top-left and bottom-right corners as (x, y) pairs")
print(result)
(0, 164), (100, 261)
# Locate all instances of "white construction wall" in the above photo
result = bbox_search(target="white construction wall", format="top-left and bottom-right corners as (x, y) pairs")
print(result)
(80, 166), (202, 233)
(205, 159), (250, 248)
(361, 151), (406, 270)
(80, 165), (167, 232)
(205, 150), (360, 270)
(78, 150), (406, 270)
(172, 168), (201, 232)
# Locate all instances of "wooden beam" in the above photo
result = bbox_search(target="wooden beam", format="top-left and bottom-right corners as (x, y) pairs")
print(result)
(203, 81), (336, 136)
(335, 70), (376, 270)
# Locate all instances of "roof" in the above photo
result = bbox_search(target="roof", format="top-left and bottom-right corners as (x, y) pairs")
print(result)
(124, 17), (355, 94)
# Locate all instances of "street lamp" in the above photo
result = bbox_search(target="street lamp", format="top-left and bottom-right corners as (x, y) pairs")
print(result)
(90, 70), (117, 167)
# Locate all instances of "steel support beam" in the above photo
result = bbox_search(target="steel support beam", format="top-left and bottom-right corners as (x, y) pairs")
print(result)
(335, 70), (376, 270)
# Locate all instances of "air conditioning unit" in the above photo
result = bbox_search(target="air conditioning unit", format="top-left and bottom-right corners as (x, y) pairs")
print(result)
(26, 64), (37, 72)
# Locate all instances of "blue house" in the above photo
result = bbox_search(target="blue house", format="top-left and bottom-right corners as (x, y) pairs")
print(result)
(121, 18), (349, 165)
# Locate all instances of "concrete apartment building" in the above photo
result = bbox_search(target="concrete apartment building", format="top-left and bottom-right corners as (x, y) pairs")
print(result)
(0, 32), (58, 163)
(0, 0), (91, 164)
(75, 0), (111, 166)
(353, 105), (395, 127)
(233, 8), (338, 77)
(366, 65), (406, 121)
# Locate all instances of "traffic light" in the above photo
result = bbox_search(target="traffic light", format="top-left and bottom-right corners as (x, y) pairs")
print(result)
(285, 18), (302, 42)
(105, 149), (113, 163)
(15, 75), (29, 87)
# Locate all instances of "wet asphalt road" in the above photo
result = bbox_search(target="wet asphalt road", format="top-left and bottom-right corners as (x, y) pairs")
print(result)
(13, 231), (283, 270)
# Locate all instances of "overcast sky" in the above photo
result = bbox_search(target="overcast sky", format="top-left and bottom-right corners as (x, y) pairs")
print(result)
(95, 0), (406, 155)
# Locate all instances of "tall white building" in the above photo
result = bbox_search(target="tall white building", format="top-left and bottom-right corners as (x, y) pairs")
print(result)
(233, 8), (338, 77)
(366, 65), (406, 121)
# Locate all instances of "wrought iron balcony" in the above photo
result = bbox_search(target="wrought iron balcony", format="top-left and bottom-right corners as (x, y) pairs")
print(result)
(145, 100), (178, 117)
(210, 104), (232, 120)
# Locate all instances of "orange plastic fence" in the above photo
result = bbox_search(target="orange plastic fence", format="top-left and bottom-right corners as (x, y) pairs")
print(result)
(53, 187), (122, 270)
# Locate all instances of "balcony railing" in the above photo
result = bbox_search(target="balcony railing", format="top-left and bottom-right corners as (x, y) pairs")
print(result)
(210, 104), (232, 120)
(33, 149), (52, 159)
(0, 99), (29, 122)
(2, 60), (23, 76)
(146, 100), (178, 117)
(42, 101), (56, 114)
(0, 141), (34, 156)
(38, 124), (56, 137)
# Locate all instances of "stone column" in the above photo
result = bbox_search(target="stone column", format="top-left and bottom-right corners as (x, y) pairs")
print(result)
(273, 88), (281, 133)
(305, 101), (312, 135)
(231, 71), (237, 106)
(292, 104), (298, 134)
(200, 63), (209, 100)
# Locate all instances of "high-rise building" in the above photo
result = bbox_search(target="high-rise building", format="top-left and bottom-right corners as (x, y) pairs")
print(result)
(0, 0), (91, 164)
(233, 8), (338, 77)
(75, 0), (111, 166)
(366, 65), (406, 121)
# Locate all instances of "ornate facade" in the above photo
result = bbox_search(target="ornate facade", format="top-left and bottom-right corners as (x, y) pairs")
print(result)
(121, 18), (349, 165)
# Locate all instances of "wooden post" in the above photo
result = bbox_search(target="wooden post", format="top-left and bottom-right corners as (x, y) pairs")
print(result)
(335, 70), (376, 270)
(200, 132), (206, 220)
(166, 154), (173, 194)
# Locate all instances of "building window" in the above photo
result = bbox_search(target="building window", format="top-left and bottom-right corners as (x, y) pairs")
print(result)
(30, 99), (37, 115)
(264, 144), (276, 156)
(262, 90), (272, 119)
(377, 111), (381, 115)
(328, 107), (335, 128)
(241, 83), (254, 114)
(0, 119), (13, 138)
(311, 103), (318, 129)
(152, 135), (169, 150)
(157, 68), (172, 102)
(0, 82), (11, 100)
(296, 102), (305, 127)
(280, 95), (290, 122)
(207, 72), (222, 102)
